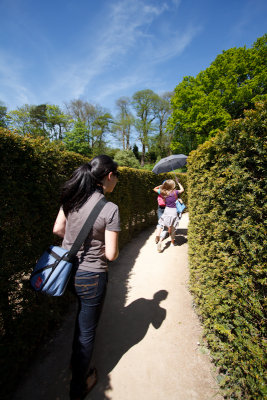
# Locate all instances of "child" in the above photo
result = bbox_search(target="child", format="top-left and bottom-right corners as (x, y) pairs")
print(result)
(153, 179), (184, 252)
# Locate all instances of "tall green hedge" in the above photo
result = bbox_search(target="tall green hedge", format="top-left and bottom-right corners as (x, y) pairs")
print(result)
(0, 129), (187, 399)
(0, 130), (88, 399)
(187, 102), (266, 399)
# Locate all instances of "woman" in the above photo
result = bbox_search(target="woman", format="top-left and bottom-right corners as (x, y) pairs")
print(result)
(153, 179), (184, 252)
(53, 155), (120, 400)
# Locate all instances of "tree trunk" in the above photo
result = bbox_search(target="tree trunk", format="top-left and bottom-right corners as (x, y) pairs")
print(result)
(141, 143), (145, 166)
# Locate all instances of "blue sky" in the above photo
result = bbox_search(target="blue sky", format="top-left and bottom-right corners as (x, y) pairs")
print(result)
(0, 0), (266, 115)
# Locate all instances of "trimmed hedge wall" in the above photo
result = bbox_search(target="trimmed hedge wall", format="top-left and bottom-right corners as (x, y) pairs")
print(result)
(0, 130), (88, 399)
(187, 103), (266, 399)
(0, 129), (187, 398)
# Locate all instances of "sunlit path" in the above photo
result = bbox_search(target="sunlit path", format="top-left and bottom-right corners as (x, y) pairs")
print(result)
(13, 213), (223, 400)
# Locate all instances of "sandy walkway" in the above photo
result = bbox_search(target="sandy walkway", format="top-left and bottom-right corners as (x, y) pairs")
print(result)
(13, 213), (223, 400)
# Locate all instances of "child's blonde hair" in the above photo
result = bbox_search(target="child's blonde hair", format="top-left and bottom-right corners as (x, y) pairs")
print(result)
(160, 179), (176, 198)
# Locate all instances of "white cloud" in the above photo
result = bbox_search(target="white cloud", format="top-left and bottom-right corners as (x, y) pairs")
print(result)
(0, 0), (198, 110)
(48, 0), (194, 103)
(0, 51), (35, 107)
(171, 0), (181, 7)
(92, 73), (145, 105)
(148, 25), (202, 64)
(230, 0), (267, 41)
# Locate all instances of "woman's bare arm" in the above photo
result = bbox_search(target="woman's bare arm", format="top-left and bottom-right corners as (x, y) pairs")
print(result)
(177, 181), (184, 194)
(53, 208), (66, 238)
(105, 230), (119, 261)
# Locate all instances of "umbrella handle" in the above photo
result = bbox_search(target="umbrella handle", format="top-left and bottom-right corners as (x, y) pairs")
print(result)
(172, 171), (179, 184)
(170, 160), (179, 184)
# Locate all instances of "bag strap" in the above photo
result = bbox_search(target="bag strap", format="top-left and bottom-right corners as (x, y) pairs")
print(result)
(173, 190), (178, 200)
(67, 197), (108, 261)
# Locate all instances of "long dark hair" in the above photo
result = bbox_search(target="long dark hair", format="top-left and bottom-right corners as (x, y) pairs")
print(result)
(61, 155), (118, 215)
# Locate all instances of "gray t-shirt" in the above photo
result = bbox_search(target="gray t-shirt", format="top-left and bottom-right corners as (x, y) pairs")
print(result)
(62, 191), (120, 272)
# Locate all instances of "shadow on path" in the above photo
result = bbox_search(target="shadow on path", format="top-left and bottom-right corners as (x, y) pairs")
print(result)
(175, 228), (188, 246)
(91, 290), (168, 399)
(160, 227), (188, 253)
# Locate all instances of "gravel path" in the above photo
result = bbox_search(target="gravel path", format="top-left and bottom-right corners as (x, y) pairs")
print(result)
(13, 213), (223, 400)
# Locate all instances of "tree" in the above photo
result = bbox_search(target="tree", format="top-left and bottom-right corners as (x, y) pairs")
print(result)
(154, 92), (173, 157)
(0, 102), (8, 128)
(64, 120), (91, 156)
(65, 99), (95, 123)
(29, 104), (48, 137)
(168, 75), (232, 154)
(114, 150), (140, 168)
(132, 143), (140, 161)
(91, 109), (113, 155)
(168, 34), (267, 154)
(8, 105), (32, 135)
(65, 100), (112, 154)
(132, 89), (159, 166)
(112, 97), (134, 150)
(46, 105), (73, 141)
(9, 103), (72, 140)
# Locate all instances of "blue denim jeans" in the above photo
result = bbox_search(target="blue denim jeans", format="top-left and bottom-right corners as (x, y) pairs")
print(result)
(70, 270), (108, 398)
(157, 206), (168, 239)
(157, 206), (165, 221)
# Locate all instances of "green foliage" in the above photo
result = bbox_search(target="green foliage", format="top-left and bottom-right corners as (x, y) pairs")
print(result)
(5, 91), (176, 167)
(132, 143), (140, 161)
(45, 104), (73, 140)
(29, 104), (49, 137)
(112, 97), (134, 150)
(169, 34), (267, 154)
(132, 89), (160, 165)
(187, 102), (266, 399)
(0, 129), (87, 399)
(8, 103), (73, 139)
(64, 119), (92, 156)
(0, 128), (188, 398)
(113, 149), (140, 168)
(8, 104), (32, 135)
(65, 99), (112, 155)
(0, 102), (8, 128)
(154, 92), (173, 157)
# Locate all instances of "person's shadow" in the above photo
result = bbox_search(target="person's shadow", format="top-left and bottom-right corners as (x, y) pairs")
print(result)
(90, 290), (168, 399)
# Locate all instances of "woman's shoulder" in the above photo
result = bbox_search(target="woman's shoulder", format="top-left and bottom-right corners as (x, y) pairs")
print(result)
(91, 192), (119, 214)
(104, 200), (119, 212)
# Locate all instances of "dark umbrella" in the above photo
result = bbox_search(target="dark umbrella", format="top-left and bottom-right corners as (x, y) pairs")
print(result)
(152, 154), (187, 174)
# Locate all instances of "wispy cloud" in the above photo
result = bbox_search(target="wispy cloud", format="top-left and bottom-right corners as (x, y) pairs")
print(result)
(0, 50), (35, 107)
(230, 0), (266, 42)
(49, 0), (198, 105)
(0, 0), (199, 109)
(92, 73), (145, 105)
(147, 25), (202, 64)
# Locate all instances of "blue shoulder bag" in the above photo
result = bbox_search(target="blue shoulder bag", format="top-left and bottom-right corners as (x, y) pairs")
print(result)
(176, 200), (186, 214)
(174, 190), (186, 214)
(30, 198), (108, 296)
